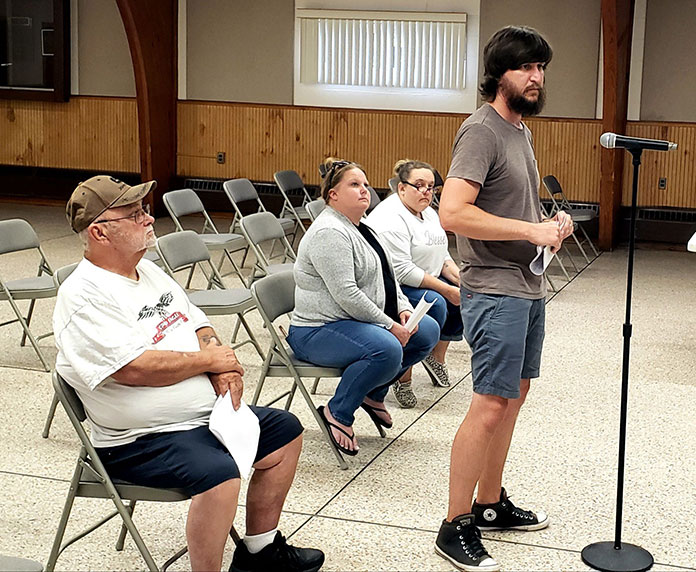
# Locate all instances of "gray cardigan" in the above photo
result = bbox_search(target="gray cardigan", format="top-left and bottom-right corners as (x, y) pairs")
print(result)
(291, 206), (412, 328)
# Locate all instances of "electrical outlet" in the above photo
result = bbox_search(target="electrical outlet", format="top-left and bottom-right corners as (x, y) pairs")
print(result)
(658, 177), (667, 190)
(216, 152), (226, 164)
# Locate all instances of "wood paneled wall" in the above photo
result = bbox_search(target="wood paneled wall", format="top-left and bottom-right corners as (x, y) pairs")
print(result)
(2, 97), (695, 210)
(1, 97), (139, 172)
(622, 122), (696, 208)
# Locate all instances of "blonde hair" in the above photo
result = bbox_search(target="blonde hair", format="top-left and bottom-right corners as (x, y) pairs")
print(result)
(393, 159), (435, 184)
(319, 157), (364, 201)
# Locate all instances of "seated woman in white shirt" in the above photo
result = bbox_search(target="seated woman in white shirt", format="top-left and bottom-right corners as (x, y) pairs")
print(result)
(365, 159), (463, 408)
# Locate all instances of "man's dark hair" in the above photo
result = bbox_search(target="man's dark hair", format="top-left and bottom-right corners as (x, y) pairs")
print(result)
(479, 26), (553, 102)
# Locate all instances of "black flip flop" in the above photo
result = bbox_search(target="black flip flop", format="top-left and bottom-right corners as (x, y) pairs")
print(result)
(317, 406), (359, 456)
(360, 401), (393, 430)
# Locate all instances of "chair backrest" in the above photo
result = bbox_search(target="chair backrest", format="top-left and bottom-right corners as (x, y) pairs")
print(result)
(366, 186), (381, 214)
(156, 230), (211, 272)
(250, 270), (295, 325)
(222, 179), (266, 227)
(54, 262), (79, 286)
(0, 219), (41, 254)
(162, 189), (205, 218)
(542, 175), (572, 214)
(240, 211), (286, 245)
(387, 177), (399, 194)
(53, 371), (87, 424)
(273, 169), (313, 204)
(305, 198), (326, 221)
(223, 178), (260, 206)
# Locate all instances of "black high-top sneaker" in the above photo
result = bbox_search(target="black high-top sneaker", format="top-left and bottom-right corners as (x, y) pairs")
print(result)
(229, 531), (324, 572)
(435, 513), (500, 571)
(472, 487), (549, 531)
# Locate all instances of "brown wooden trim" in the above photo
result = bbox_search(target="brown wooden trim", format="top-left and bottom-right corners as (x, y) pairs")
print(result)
(116, 0), (177, 212)
(599, 0), (635, 250)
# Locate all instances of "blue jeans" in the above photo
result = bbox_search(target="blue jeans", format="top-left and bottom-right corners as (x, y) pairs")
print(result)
(401, 277), (463, 342)
(287, 316), (440, 426)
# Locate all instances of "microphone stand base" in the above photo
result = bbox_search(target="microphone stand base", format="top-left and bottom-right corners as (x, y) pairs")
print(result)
(582, 541), (653, 572)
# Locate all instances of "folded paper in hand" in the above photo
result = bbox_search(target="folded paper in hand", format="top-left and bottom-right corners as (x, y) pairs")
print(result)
(209, 394), (260, 479)
(529, 245), (556, 276)
(404, 293), (435, 333)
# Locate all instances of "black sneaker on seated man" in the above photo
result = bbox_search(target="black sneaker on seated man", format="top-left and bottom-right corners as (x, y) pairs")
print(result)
(229, 531), (325, 572)
(472, 487), (549, 531)
(435, 514), (500, 572)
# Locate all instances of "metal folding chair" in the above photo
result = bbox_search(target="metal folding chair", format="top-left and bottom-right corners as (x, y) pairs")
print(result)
(162, 189), (248, 285)
(42, 262), (80, 439)
(156, 231), (264, 360)
(273, 170), (313, 237)
(0, 219), (57, 371)
(543, 175), (599, 264)
(249, 271), (349, 469)
(46, 372), (240, 571)
(305, 198), (326, 221)
(238, 212), (296, 286)
(222, 178), (298, 260)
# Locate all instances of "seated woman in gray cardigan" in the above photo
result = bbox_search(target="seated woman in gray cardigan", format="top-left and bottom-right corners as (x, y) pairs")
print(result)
(286, 158), (440, 456)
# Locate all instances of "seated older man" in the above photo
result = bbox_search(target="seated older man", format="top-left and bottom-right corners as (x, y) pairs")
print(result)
(53, 176), (324, 572)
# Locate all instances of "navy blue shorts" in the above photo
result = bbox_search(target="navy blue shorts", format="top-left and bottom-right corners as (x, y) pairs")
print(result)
(96, 406), (303, 496)
(460, 288), (545, 399)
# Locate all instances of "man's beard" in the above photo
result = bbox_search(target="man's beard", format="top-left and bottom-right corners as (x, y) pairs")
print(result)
(500, 78), (546, 117)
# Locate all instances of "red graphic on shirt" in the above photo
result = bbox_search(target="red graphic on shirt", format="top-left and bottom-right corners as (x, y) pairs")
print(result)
(137, 292), (190, 344)
(152, 311), (189, 344)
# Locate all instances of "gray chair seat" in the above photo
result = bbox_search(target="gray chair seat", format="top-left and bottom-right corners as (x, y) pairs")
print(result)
(567, 207), (597, 223)
(0, 275), (56, 300)
(278, 217), (296, 232)
(186, 288), (255, 315)
(267, 347), (343, 378)
(78, 469), (189, 502)
(0, 555), (43, 572)
(265, 262), (295, 275)
(199, 233), (247, 251)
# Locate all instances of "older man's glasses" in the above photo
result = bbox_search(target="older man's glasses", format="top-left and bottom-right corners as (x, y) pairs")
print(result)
(94, 204), (151, 225)
(403, 181), (435, 194)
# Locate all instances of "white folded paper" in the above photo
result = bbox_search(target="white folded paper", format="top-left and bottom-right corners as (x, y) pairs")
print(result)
(529, 245), (556, 276)
(404, 293), (435, 333)
(209, 394), (260, 479)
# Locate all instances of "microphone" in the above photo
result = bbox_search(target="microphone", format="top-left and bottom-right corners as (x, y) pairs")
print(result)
(600, 132), (677, 152)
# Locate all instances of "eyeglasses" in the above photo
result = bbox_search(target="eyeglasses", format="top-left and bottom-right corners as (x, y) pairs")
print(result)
(403, 181), (435, 194)
(94, 204), (151, 225)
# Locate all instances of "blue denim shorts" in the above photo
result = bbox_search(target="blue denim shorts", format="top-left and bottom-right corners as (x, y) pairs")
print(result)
(460, 288), (545, 399)
(96, 406), (303, 495)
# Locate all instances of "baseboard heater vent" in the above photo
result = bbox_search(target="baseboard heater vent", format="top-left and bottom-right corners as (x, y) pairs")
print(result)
(635, 208), (696, 223)
(182, 178), (317, 198)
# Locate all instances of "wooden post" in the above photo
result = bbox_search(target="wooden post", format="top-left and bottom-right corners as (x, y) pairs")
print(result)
(116, 0), (177, 212)
(599, 0), (635, 250)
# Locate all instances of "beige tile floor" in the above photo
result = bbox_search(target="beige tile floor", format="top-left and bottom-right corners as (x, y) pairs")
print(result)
(1, 201), (695, 571)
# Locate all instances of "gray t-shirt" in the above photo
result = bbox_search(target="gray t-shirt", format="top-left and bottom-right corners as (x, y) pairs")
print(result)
(448, 103), (544, 299)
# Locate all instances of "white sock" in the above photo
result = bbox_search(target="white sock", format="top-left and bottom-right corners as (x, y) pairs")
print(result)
(243, 529), (278, 554)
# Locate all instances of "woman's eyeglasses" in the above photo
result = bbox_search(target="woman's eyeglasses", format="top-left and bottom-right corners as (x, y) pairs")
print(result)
(403, 181), (435, 194)
(94, 204), (151, 225)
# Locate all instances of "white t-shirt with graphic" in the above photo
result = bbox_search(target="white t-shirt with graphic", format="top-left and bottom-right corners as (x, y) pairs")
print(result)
(365, 193), (452, 287)
(53, 258), (215, 447)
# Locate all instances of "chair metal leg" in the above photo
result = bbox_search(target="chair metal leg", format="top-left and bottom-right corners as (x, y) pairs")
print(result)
(115, 500), (136, 551)
(310, 377), (320, 394)
(45, 456), (83, 571)
(545, 272), (557, 292)
(235, 313), (266, 360)
(552, 252), (571, 282)
(42, 392), (60, 438)
(288, 368), (348, 470)
(4, 293), (50, 371)
(571, 228), (591, 264)
(20, 298), (37, 347)
(579, 223), (599, 257)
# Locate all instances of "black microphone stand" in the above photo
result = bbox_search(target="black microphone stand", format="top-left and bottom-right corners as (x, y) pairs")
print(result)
(581, 148), (653, 572)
